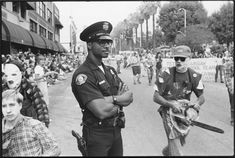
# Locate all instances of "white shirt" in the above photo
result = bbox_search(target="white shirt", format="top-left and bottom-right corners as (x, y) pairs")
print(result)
(34, 65), (46, 82)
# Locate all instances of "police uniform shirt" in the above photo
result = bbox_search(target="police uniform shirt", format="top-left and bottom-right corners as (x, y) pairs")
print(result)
(71, 57), (123, 110)
(154, 67), (204, 101)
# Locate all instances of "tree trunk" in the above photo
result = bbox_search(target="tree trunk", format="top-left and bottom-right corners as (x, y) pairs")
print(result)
(140, 24), (143, 48)
(135, 27), (138, 48)
(146, 19), (148, 49)
(153, 14), (156, 51)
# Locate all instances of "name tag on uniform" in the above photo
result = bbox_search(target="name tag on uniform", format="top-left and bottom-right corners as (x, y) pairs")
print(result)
(99, 80), (106, 85)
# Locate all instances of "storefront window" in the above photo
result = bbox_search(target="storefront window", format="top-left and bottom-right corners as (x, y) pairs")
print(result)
(39, 25), (46, 38)
(30, 19), (37, 33)
(2, 2), (6, 7)
(20, 2), (26, 19)
(12, 2), (20, 13)
(48, 31), (53, 40)
(39, 2), (46, 19)
(47, 9), (52, 24)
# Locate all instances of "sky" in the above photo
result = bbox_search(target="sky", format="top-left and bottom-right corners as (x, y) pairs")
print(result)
(54, 1), (232, 50)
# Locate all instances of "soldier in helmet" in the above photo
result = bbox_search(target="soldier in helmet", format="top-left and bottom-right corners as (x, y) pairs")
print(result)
(71, 21), (133, 156)
(153, 45), (205, 156)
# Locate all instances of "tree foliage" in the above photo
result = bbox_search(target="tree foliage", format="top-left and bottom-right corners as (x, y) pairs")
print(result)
(175, 24), (216, 52)
(208, 2), (234, 45)
(159, 1), (208, 45)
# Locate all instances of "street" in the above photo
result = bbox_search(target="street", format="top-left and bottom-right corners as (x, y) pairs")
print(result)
(48, 65), (234, 156)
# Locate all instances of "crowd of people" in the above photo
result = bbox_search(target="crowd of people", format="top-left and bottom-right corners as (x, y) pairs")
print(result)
(1, 49), (82, 156)
(1, 19), (233, 156)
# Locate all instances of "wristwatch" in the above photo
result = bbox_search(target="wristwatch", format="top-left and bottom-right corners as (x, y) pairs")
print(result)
(112, 95), (117, 105)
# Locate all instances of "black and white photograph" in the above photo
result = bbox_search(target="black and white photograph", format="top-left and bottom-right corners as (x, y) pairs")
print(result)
(1, 1), (234, 156)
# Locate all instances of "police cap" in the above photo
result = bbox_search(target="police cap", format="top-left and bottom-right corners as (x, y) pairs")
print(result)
(173, 45), (192, 57)
(80, 21), (113, 42)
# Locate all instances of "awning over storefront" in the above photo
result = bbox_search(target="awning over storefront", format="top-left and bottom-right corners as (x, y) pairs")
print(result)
(27, 31), (47, 49)
(51, 41), (59, 52)
(54, 16), (63, 29)
(41, 36), (53, 50)
(2, 19), (33, 46)
(41, 37), (59, 52)
(2, 22), (9, 41)
(55, 42), (64, 52)
(2, 19), (63, 52)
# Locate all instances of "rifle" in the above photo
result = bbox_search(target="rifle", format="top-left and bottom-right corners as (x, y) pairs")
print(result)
(71, 130), (88, 156)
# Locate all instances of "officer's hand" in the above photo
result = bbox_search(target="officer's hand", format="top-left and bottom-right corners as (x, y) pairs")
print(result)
(186, 108), (198, 121)
(118, 82), (129, 95)
(118, 91), (133, 107)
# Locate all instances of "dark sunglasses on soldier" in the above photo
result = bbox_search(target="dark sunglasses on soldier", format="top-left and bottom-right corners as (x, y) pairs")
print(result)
(96, 39), (113, 47)
(174, 57), (186, 62)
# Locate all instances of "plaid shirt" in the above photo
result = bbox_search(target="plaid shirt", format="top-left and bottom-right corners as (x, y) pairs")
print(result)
(2, 115), (60, 156)
(224, 59), (234, 92)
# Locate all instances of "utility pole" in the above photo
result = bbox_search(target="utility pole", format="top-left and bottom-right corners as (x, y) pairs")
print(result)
(178, 8), (186, 36)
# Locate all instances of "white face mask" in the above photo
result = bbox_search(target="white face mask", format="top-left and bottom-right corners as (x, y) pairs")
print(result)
(4, 64), (22, 89)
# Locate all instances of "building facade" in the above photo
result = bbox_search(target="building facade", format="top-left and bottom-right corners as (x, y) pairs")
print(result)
(1, 1), (66, 55)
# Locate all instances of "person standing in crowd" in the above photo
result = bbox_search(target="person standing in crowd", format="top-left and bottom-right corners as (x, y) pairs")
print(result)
(71, 21), (133, 156)
(115, 53), (122, 74)
(215, 53), (225, 83)
(155, 52), (163, 79)
(153, 45), (205, 156)
(2, 89), (61, 156)
(223, 55), (234, 126)
(2, 60), (50, 127)
(145, 52), (155, 86)
(129, 52), (142, 84)
(34, 55), (58, 107)
(123, 53), (128, 68)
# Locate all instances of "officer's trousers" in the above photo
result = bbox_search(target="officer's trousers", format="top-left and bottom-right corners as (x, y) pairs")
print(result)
(82, 125), (123, 156)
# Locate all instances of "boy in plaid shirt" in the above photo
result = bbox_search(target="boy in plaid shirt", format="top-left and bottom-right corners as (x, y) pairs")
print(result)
(2, 89), (61, 156)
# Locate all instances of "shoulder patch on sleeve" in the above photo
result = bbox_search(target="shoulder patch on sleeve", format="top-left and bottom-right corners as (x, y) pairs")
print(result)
(196, 79), (204, 90)
(76, 74), (87, 85)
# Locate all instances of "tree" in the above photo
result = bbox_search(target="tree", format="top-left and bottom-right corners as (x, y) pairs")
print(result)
(143, 1), (161, 50)
(159, 1), (208, 45)
(139, 4), (149, 49)
(208, 2), (234, 45)
(175, 24), (216, 52)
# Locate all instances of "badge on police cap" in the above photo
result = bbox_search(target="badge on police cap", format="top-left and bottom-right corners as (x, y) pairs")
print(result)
(193, 73), (197, 77)
(76, 74), (87, 85)
(103, 22), (109, 31)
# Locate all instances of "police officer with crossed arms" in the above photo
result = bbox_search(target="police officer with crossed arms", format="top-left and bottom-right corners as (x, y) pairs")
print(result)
(71, 21), (133, 156)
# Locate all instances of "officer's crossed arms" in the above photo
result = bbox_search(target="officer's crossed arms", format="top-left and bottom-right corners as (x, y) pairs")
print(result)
(87, 82), (133, 120)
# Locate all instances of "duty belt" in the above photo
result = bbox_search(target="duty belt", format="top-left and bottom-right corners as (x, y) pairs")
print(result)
(82, 117), (119, 127)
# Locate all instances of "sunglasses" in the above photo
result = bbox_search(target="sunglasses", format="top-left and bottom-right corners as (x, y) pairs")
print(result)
(95, 39), (113, 47)
(174, 57), (186, 62)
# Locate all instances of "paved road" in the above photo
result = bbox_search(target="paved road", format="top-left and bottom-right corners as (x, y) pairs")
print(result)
(48, 66), (234, 156)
